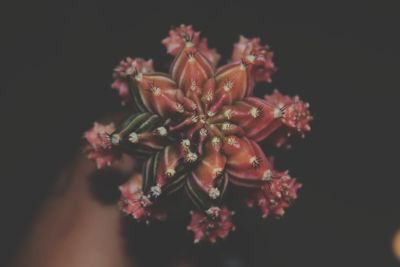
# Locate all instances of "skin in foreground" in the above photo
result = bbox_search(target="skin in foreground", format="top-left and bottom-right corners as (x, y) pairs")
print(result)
(13, 154), (135, 267)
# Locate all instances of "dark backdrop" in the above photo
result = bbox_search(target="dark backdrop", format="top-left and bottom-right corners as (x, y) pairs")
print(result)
(2, 1), (400, 266)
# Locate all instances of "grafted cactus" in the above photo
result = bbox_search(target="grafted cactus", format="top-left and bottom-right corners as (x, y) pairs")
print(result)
(84, 24), (312, 243)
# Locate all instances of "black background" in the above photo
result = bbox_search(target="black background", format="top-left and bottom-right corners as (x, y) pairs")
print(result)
(2, 1), (400, 266)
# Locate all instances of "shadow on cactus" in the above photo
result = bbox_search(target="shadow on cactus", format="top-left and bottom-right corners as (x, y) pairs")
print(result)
(84, 24), (312, 244)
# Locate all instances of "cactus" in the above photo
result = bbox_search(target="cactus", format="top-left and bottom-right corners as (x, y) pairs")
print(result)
(84, 24), (312, 243)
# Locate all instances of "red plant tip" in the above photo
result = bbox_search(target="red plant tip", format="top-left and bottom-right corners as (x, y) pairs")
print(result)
(112, 57), (154, 105)
(119, 174), (167, 222)
(283, 97), (312, 133)
(246, 170), (302, 218)
(162, 24), (220, 66)
(188, 206), (235, 243)
(264, 90), (312, 148)
(83, 122), (120, 169)
(231, 35), (276, 84)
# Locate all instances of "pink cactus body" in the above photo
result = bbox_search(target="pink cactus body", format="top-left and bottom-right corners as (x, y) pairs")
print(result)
(84, 24), (312, 243)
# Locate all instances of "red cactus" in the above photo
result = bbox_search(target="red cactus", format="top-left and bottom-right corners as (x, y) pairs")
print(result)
(83, 24), (312, 243)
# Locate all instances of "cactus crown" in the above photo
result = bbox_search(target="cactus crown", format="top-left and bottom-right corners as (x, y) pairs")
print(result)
(84, 24), (312, 243)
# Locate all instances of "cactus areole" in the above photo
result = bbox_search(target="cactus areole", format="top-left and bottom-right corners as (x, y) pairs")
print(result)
(84, 25), (312, 244)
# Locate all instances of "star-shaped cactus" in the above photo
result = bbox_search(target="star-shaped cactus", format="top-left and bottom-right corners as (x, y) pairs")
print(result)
(84, 24), (312, 243)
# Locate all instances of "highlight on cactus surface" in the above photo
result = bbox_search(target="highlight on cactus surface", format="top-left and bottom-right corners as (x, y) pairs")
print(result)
(84, 24), (312, 244)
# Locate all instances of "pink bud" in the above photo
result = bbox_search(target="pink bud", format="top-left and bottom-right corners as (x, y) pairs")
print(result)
(83, 122), (120, 169)
(187, 206), (235, 243)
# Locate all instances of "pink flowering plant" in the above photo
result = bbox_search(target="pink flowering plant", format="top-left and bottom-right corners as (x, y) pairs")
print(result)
(84, 25), (312, 243)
